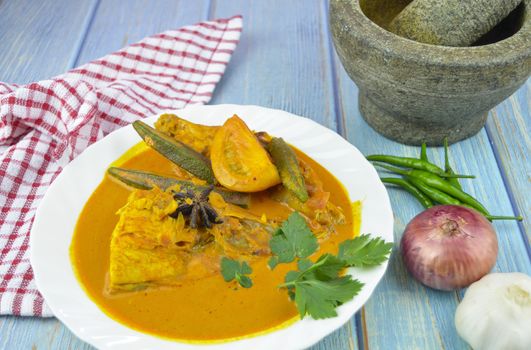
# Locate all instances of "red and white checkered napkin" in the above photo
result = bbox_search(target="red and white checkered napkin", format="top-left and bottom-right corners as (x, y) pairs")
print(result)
(0, 15), (242, 317)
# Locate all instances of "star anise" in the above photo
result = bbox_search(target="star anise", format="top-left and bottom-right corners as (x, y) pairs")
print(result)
(169, 186), (222, 229)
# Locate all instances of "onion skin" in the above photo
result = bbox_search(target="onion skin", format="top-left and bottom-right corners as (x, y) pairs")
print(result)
(401, 205), (498, 291)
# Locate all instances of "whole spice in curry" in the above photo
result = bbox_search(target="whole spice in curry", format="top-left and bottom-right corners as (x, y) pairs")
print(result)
(170, 186), (222, 229)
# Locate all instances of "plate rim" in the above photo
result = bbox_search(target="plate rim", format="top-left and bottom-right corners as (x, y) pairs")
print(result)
(30, 104), (394, 350)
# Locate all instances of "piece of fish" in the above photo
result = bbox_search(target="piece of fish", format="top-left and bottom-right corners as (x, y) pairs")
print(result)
(109, 187), (276, 293)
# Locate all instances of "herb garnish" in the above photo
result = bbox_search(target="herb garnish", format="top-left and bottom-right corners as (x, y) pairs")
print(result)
(268, 212), (318, 269)
(218, 212), (392, 319)
(271, 212), (392, 319)
(220, 257), (253, 288)
(280, 254), (364, 319)
(338, 234), (394, 267)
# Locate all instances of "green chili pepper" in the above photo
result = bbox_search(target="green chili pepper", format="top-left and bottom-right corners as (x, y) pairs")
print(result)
(487, 215), (523, 221)
(459, 203), (523, 221)
(407, 179), (522, 221)
(381, 177), (433, 208)
(374, 149), (522, 221)
(444, 138), (462, 190)
(366, 155), (474, 179)
(408, 178), (461, 205)
(374, 163), (489, 215)
(420, 142), (428, 162)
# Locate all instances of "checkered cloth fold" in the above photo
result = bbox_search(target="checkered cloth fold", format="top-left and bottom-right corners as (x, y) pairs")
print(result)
(0, 15), (242, 317)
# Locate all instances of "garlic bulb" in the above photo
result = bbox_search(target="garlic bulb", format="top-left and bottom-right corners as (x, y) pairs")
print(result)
(455, 273), (531, 350)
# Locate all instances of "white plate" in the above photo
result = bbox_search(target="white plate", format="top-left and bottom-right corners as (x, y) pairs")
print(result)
(30, 104), (393, 350)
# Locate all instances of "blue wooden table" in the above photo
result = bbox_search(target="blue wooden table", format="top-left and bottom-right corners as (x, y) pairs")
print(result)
(0, 1), (529, 349)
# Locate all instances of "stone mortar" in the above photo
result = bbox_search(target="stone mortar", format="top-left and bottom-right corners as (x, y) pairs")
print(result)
(330, 0), (531, 145)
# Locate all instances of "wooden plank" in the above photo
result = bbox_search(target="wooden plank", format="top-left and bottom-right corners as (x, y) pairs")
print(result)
(311, 321), (357, 350)
(0, 1), (209, 349)
(486, 81), (531, 242)
(0, 0), (98, 83)
(0, 316), (91, 350)
(211, 1), (358, 349)
(74, 0), (210, 65)
(2, 1), (527, 349)
(0, 0), (98, 348)
(332, 35), (531, 350)
(210, 0), (339, 130)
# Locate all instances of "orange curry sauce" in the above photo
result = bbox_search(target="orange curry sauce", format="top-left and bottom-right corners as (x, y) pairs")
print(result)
(70, 147), (360, 342)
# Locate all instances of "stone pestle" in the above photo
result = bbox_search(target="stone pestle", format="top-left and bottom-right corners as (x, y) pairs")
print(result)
(389, 0), (522, 46)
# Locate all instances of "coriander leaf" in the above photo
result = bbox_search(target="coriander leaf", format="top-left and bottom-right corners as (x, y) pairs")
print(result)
(280, 213), (318, 259)
(293, 254), (344, 282)
(285, 270), (300, 284)
(269, 212), (318, 268)
(280, 253), (364, 320)
(294, 276), (363, 319)
(294, 282), (310, 317)
(310, 254), (345, 281)
(272, 227), (283, 236)
(220, 257), (240, 282)
(304, 276), (363, 304)
(220, 257), (253, 288)
(338, 234), (393, 267)
(236, 274), (253, 288)
(268, 256), (280, 269)
(240, 261), (252, 275)
(287, 289), (296, 301)
(297, 258), (313, 271)
(269, 235), (296, 265)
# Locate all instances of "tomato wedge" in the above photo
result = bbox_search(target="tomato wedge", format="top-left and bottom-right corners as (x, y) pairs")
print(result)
(210, 115), (281, 192)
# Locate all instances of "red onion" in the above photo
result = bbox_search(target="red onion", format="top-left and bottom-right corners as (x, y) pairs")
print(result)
(401, 205), (498, 291)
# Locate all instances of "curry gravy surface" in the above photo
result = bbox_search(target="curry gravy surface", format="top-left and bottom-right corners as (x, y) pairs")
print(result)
(70, 147), (360, 342)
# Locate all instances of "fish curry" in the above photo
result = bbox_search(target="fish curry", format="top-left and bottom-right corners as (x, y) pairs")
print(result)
(70, 114), (360, 341)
